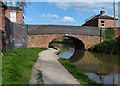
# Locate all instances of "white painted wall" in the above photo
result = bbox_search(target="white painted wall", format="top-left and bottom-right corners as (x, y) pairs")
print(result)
(10, 12), (16, 22)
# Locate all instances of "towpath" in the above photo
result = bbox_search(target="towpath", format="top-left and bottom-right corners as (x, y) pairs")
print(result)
(29, 48), (80, 85)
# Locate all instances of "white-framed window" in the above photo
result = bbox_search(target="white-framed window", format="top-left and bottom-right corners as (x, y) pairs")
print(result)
(101, 20), (105, 27)
(10, 12), (16, 22)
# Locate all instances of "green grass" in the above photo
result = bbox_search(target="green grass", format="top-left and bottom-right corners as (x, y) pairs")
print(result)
(2, 48), (47, 84)
(0, 54), (2, 86)
(59, 58), (103, 86)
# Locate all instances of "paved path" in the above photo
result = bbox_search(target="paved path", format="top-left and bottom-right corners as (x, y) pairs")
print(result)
(29, 48), (80, 85)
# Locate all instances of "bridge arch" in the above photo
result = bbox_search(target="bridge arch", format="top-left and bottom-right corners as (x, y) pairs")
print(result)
(48, 35), (85, 62)
(27, 34), (100, 49)
(48, 35), (85, 50)
(65, 36), (85, 50)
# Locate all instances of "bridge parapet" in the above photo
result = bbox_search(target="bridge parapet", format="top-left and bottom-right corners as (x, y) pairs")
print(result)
(27, 25), (100, 36)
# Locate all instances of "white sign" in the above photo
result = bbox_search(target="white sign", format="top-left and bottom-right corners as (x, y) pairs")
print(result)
(10, 12), (16, 22)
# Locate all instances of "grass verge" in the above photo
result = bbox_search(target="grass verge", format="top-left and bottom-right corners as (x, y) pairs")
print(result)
(59, 58), (103, 86)
(2, 48), (47, 84)
(0, 54), (2, 86)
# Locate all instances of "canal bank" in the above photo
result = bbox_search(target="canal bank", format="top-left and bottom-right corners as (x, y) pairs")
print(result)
(49, 42), (120, 85)
(29, 48), (80, 84)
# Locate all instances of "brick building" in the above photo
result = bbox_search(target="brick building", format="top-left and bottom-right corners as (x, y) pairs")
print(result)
(82, 10), (118, 28)
(5, 6), (23, 24)
(0, 2), (6, 30)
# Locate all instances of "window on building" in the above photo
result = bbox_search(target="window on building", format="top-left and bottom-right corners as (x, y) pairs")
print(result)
(101, 20), (105, 23)
(10, 12), (16, 22)
(101, 23), (105, 26)
(101, 20), (105, 27)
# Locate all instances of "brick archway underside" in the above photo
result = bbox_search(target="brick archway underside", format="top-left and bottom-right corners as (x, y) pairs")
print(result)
(27, 34), (100, 49)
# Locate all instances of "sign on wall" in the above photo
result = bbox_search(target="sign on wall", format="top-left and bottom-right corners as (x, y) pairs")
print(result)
(10, 12), (16, 22)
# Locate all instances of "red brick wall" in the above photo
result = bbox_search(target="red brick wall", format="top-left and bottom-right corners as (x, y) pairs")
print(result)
(83, 19), (118, 28)
(114, 28), (120, 38)
(16, 11), (23, 24)
(5, 10), (23, 24)
(0, 6), (5, 30)
(27, 34), (100, 49)
(5, 11), (10, 19)
(0, 31), (2, 51)
(98, 19), (118, 27)
(0, 3), (6, 51)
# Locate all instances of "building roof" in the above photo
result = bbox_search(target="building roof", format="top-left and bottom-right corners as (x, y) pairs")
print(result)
(6, 6), (22, 11)
(85, 11), (118, 22)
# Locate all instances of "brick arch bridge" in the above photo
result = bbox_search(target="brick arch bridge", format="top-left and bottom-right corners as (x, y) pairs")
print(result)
(27, 34), (99, 49)
(27, 25), (100, 49)
(0, 18), (101, 50)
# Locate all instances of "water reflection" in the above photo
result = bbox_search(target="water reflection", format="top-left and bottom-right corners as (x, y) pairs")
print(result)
(69, 50), (84, 63)
(49, 43), (120, 85)
(73, 51), (120, 85)
(49, 43), (74, 58)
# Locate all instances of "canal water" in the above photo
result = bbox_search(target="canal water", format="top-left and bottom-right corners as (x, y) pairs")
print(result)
(49, 43), (120, 85)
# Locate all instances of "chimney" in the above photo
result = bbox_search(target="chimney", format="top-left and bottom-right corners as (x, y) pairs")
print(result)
(100, 10), (105, 16)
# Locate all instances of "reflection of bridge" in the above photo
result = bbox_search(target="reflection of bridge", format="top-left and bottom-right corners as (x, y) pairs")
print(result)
(0, 18), (101, 50)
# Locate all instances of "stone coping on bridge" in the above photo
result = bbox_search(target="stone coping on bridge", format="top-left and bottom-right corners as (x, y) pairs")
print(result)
(11, 23), (100, 36)
(13, 23), (120, 28)
(13, 23), (99, 28)
(26, 24), (100, 36)
(26, 33), (100, 35)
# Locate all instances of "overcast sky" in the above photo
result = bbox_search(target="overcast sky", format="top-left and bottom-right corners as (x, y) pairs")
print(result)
(23, 2), (118, 26)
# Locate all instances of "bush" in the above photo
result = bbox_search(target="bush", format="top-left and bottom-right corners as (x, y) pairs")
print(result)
(103, 27), (114, 41)
(88, 37), (120, 54)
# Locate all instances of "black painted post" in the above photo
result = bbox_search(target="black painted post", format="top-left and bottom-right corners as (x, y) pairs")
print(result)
(100, 27), (102, 43)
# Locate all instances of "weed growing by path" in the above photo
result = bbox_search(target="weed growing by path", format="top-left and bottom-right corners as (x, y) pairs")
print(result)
(37, 70), (44, 85)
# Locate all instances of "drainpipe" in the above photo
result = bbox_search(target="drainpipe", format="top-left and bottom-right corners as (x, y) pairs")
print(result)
(113, 0), (116, 27)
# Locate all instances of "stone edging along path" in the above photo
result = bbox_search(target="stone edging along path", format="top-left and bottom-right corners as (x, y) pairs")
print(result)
(29, 48), (80, 84)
